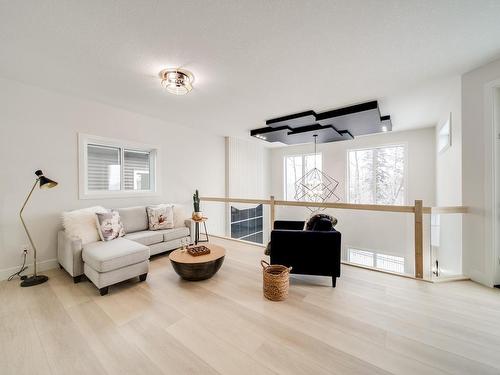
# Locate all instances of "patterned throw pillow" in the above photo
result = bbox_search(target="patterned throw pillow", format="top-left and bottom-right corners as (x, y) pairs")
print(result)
(95, 210), (125, 241)
(147, 204), (174, 230)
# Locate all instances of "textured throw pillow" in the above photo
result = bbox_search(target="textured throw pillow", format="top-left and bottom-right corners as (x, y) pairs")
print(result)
(62, 206), (107, 244)
(264, 241), (272, 256)
(95, 210), (125, 241)
(147, 204), (174, 230)
(171, 204), (186, 228)
(305, 213), (338, 231)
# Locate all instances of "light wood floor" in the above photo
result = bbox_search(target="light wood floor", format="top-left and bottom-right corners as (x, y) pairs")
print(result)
(2, 237), (500, 375)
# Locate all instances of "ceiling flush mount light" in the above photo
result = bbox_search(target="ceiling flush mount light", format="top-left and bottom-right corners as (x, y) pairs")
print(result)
(159, 68), (194, 95)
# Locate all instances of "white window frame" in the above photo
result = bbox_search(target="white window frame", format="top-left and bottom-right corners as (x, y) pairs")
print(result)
(283, 152), (322, 201)
(347, 247), (406, 274)
(346, 143), (408, 205)
(78, 133), (159, 199)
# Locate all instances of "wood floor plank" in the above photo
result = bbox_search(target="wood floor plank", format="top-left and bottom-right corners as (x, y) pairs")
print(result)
(166, 318), (278, 375)
(26, 280), (108, 375)
(65, 300), (165, 375)
(118, 316), (220, 375)
(0, 310), (52, 375)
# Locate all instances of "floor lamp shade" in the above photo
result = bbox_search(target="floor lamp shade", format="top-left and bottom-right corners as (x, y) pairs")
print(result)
(36, 170), (58, 189)
(19, 170), (58, 287)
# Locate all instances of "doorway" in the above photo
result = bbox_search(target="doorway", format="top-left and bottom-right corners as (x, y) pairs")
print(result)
(494, 87), (500, 286)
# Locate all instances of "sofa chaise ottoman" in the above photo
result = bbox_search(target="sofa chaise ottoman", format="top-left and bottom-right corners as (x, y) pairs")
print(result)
(83, 238), (150, 295)
(58, 205), (195, 295)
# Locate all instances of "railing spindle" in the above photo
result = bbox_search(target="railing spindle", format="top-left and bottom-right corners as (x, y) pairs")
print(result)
(270, 195), (275, 230)
(414, 200), (423, 279)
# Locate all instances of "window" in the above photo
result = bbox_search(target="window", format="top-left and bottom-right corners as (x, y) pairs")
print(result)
(79, 134), (158, 199)
(348, 248), (405, 274)
(437, 115), (451, 153)
(284, 153), (322, 201)
(347, 145), (405, 205)
(230, 204), (263, 244)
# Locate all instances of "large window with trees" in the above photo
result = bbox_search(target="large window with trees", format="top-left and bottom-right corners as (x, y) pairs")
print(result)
(347, 145), (406, 205)
(284, 153), (322, 201)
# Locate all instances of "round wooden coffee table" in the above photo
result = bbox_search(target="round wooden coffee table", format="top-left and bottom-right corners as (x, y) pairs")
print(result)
(169, 243), (225, 281)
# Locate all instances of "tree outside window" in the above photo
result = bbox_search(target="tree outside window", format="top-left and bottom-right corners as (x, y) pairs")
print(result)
(284, 154), (322, 201)
(348, 145), (405, 205)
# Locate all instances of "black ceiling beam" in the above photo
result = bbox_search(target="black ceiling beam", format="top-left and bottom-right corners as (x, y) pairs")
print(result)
(252, 101), (391, 145)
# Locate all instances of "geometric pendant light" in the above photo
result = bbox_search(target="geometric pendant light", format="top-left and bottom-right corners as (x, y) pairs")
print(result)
(294, 135), (340, 212)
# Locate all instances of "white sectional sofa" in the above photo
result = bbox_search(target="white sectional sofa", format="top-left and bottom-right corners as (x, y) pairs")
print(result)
(58, 205), (195, 295)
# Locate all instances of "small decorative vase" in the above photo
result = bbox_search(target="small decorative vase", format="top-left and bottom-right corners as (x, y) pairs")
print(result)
(192, 211), (203, 220)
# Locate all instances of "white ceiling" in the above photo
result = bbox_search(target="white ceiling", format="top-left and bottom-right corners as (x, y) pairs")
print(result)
(1, 1), (500, 140)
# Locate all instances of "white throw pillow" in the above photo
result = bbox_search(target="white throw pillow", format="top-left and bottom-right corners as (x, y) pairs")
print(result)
(171, 204), (187, 228)
(62, 206), (107, 244)
(95, 210), (125, 241)
(147, 204), (174, 230)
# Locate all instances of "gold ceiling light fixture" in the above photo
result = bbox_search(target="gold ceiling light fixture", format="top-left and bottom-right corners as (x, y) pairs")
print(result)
(159, 68), (194, 95)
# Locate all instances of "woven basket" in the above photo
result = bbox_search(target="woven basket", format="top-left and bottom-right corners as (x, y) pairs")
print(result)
(261, 260), (292, 301)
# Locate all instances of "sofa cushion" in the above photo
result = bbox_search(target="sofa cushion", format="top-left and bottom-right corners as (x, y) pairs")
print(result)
(117, 206), (148, 233)
(124, 230), (164, 246)
(163, 227), (190, 242)
(82, 238), (150, 273)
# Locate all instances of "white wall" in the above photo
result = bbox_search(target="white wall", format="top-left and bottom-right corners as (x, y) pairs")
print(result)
(226, 137), (271, 199)
(462, 58), (500, 286)
(223, 137), (271, 242)
(0, 77), (225, 279)
(270, 128), (435, 276)
(436, 77), (463, 206)
(434, 76), (463, 277)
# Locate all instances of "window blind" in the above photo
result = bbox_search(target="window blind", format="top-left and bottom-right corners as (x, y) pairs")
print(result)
(124, 150), (150, 190)
(87, 144), (121, 191)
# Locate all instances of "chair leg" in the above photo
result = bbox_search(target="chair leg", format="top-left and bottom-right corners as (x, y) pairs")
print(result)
(139, 273), (148, 282)
(73, 275), (83, 284)
(99, 287), (109, 296)
(332, 277), (337, 288)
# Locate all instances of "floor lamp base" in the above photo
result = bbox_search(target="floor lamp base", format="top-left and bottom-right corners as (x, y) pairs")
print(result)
(20, 274), (49, 287)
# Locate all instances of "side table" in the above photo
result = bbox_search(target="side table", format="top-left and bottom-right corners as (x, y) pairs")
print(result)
(193, 217), (209, 245)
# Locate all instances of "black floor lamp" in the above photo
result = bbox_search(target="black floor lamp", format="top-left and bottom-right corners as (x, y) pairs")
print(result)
(19, 170), (58, 287)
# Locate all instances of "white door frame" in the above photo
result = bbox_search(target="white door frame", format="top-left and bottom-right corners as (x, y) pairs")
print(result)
(485, 79), (500, 286)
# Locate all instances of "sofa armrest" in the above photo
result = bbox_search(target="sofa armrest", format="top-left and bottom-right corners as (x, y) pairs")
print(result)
(184, 219), (196, 244)
(57, 231), (84, 277)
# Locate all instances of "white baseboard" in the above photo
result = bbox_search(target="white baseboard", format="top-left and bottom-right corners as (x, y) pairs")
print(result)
(0, 259), (59, 281)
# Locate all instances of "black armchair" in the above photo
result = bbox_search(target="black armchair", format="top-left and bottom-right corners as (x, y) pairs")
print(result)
(270, 220), (341, 287)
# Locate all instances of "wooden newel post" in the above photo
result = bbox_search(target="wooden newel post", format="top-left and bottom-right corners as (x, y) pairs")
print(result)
(414, 200), (423, 279)
(270, 195), (275, 230)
